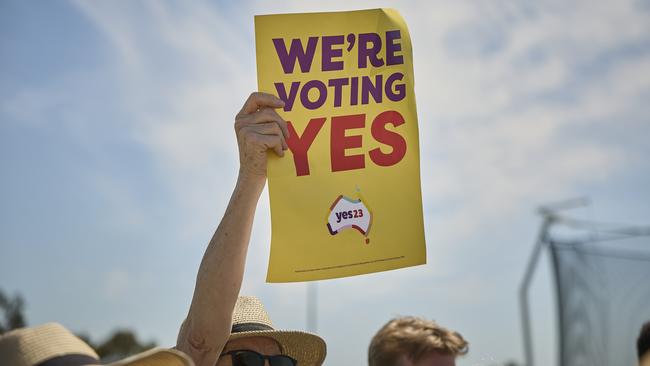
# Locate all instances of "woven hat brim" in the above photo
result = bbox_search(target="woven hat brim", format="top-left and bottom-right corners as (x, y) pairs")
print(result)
(107, 348), (194, 366)
(228, 330), (326, 366)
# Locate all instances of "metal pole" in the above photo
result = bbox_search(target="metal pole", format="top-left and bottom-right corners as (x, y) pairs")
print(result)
(520, 198), (588, 366)
(307, 282), (318, 333)
(548, 241), (566, 366)
(519, 217), (552, 366)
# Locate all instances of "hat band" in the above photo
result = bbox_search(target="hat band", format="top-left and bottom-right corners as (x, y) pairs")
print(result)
(231, 322), (274, 333)
(37, 354), (101, 366)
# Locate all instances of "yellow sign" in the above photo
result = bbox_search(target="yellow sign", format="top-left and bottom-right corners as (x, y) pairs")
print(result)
(255, 8), (425, 282)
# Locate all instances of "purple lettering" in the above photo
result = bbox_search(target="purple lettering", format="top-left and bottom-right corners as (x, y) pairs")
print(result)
(385, 73), (405, 102)
(350, 77), (359, 105)
(361, 75), (383, 104)
(358, 33), (384, 68)
(328, 78), (349, 107)
(272, 37), (318, 74)
(386, 30), (403, 65)
(322, 35), (344, 71)
(274, 82), (300, 111)
(300, 80), (327, 110)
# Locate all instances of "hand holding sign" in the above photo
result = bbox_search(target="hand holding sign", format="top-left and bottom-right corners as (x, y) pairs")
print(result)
(235, 92), (288, 178)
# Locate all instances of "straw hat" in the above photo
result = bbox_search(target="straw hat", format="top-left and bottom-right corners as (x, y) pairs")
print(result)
(228, 296), (326, 366)
(0, 322), (193, 366)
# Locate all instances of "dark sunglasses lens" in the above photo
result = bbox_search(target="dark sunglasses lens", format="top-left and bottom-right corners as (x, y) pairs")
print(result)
(232, 351), (264, 366)
(268, 355), (296, 366)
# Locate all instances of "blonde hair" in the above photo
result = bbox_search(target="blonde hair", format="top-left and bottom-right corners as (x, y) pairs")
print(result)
(368, 316), (468, 366)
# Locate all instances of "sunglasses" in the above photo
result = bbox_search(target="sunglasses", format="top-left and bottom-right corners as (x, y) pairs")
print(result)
(220, 349), (297, 366)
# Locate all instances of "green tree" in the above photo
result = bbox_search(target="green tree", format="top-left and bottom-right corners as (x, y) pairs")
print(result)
(94, 329), (156, 362)
(0, 289), (27, 334)
(0, 289), (154, 362)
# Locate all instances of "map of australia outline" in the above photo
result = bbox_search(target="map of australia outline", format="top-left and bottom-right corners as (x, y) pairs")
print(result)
(326, 195), (373, 243)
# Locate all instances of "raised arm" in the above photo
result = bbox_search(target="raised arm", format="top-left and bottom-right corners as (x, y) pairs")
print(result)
(176, 92), (288, 366)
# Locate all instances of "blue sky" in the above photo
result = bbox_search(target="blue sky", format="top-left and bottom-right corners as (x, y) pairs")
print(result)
(1, 1), (649, 365)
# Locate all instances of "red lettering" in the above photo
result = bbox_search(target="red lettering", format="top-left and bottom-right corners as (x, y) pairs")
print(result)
(369, 110), (407, 166)
(330, 114), (366, 172)
(286, 118), (326, 176)
(286, 111), (407, 177)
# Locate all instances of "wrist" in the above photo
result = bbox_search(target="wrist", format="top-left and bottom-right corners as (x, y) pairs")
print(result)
(236, 170), (266, 193)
